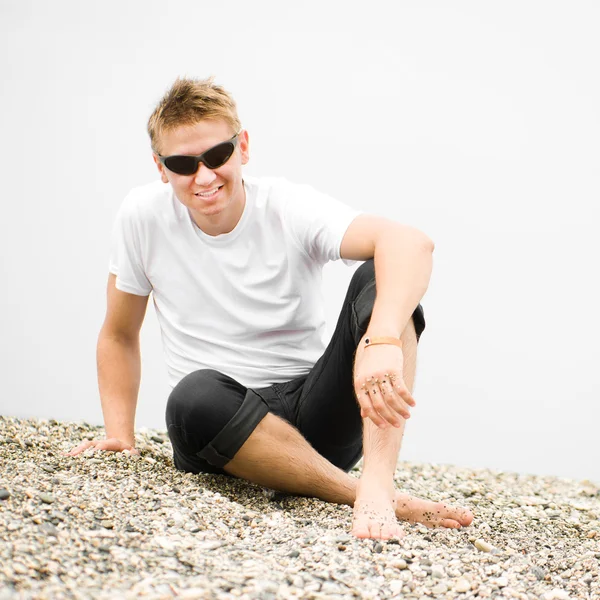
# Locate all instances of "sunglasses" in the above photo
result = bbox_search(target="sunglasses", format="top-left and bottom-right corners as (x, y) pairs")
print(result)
(158, 131), (241, 175)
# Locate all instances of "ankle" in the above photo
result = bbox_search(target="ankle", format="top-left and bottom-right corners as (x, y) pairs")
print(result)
(359, 468), (395, 488)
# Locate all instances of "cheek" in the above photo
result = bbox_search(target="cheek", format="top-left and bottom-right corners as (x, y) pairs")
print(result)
(225, 164), (241, 181)
(175, 176), (193, 189)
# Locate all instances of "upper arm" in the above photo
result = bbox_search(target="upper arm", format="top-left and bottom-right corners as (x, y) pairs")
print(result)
(102, 273), (150, 342)
(340, 214), (435, 261)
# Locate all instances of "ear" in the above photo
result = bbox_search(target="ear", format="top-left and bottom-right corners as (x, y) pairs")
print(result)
(152, 153), (169, 184)
(239, 130), (250, 166)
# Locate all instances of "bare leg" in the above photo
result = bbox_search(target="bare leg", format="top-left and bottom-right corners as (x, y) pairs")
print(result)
(351, 317), (415, 539)
(224, 319), (474, 538)
(224, 411), (358, 507)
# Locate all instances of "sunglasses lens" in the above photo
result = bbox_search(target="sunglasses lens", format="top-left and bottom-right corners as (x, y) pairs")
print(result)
(164, 156), (197, 175)
(203, 142), (235, 168)
(162, 138), (237, 175)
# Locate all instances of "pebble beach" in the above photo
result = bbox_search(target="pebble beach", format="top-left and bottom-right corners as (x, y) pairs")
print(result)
(0, 415), (598, 600)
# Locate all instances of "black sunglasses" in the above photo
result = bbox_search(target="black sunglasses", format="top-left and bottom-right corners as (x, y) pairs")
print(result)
(158, 131), (241, 175)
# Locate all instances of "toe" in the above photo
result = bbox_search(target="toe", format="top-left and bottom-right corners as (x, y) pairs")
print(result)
(351, 520), (371, 539)
(459, 509), (474, 526)
(380, 522), (395, 539)
(382, 523), (405, 540)
(369, 521), (383, 540)
(439, 519), (462, 529)
(436, 502), (469, 521)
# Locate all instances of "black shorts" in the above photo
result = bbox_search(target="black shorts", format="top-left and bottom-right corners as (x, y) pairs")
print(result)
(165, 258), (426, 476)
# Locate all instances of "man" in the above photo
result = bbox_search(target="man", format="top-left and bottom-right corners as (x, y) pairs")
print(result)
(67, 77), (474, 540)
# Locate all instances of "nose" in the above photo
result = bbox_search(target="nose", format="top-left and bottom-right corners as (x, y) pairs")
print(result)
(193, 161), (217, 186)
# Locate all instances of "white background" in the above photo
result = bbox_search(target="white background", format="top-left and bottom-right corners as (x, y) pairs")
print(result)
(1, 1), (598, 483)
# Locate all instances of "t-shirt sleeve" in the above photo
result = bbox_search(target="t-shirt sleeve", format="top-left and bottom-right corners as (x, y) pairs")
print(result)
(281, 180), (362, 267)
(108, 197), (152, 296)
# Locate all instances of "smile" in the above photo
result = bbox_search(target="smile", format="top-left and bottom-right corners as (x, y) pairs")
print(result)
(195, 186), (222, 198)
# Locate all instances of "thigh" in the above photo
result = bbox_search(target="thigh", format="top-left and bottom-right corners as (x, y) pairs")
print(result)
(287, 259), (426, 471)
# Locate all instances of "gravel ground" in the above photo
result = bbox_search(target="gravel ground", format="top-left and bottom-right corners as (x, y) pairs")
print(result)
(0, 415), (599, 600)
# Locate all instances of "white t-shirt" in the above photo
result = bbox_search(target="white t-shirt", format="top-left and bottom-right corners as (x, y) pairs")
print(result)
(108, 176), (362, 390)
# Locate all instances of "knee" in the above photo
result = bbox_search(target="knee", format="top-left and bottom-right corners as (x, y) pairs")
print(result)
(350, 258), (375, 292)
(165, 369), (241, 429)
(348, 258), (425, 342)
(350, 259), (376, 335)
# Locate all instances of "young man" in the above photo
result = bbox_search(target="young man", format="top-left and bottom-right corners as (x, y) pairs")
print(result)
(68, 77), (474, 540)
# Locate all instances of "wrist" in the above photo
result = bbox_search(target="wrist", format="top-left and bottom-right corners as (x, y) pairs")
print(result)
(363, 335), (402, 349)
(107, 433), (135, 447)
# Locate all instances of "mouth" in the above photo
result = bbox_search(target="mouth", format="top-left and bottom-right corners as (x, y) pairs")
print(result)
(195, 185), (223, 199)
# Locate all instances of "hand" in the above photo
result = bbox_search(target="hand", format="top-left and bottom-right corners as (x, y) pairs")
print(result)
(64, 437), (140, 457)
(353, 342), (416, 429)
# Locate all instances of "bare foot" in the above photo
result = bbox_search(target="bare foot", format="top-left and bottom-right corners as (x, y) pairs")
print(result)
(351, 477), (405, 540)
(395, 491), (474, 529)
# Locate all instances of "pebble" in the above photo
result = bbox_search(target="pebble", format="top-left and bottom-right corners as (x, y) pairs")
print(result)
(474, 538), (496, 553)
(0, 414), (598, 600)
(455, 578), (471, 592)
(39, 522), (59, 536)
(544, 590), (570, 600)
(320, 581), (341, 594)
(431, 582), (448, 594)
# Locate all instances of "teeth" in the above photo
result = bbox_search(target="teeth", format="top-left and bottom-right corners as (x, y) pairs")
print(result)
(196, 187), (220, 197)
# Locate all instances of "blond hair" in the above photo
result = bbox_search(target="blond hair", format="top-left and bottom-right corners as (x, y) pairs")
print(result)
(147, 76), (241, 155)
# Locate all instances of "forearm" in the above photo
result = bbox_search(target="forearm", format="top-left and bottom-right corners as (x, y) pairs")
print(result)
(366, 232), (434, 338)
(96, 332), (141, 447)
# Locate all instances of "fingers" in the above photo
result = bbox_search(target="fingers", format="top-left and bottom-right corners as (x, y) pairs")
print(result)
(64, 438), (139, 456)
(359, 381), (392, 428)
(381, 379), (412, 420)
(372, 378), (400, 425)
(387, 375), (416, 409)
(65, 440), (98, 456)
(361, 397), (397, 428)
(357, 374), (415, 429)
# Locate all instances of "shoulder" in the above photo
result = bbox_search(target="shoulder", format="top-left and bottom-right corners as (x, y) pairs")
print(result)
(123, 179), (170, 210)
(117, 180), (172, 225)
(244, 175), (290, 196)
(268, 177), (352, 214)
(245, 176), (354, 215)
(250, 176), (324, 208)
(243, 175), (296, 213)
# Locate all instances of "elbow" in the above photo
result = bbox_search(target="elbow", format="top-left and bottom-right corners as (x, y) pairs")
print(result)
(382, 224), (435, 253)
(419, 234), (435, 253)
(405, 226), (434, 253)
